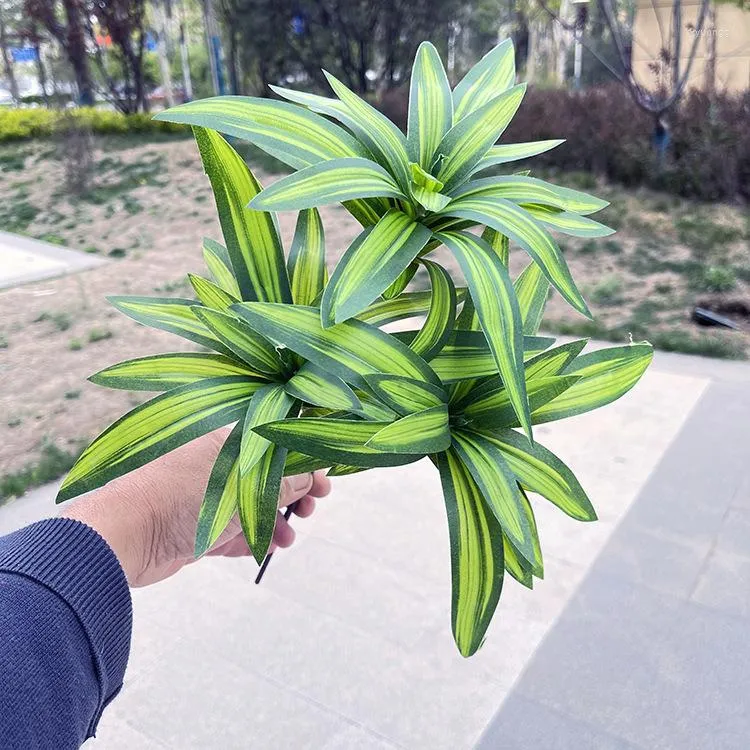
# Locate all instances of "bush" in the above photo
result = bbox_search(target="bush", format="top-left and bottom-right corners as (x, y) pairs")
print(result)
(375, 84), (750, 201)
(0, 107), (186, 143)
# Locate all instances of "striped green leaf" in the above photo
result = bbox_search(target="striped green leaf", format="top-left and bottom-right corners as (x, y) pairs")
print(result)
(363, 373), (446, 416)
(239, 442), (287, 563)
(513, 262), (551, 335)
(283, 450), (330, 476)
(523, 205), (615, 238)
(108, 296), (231, 355)
(481, 226), (510, 266)
(322, 211), (432, 326)
(202, 238), (241, 298)
(523, 339), (588, 379)
(461, 375), (580, 428)
(188, 273), (238, 311)
(382, 261), (419, 300)
(194, 127), (291, 303)
(470, 140), (566, 174)
(503, 532), (533, 588)
(408, 41), (453, 169)
(508, 487), (544, 580)
(155, 96), (369, 168)
(193, 307), (284, 376)
(408, 259), (456, 361)
(479, 428), (596, 522)
(288, 208), (327, 306)
(366, 405), (450, 453)
(232, 303), (441, 389)
(285, 362), (362, 412)
(450, 175), (609, 216)
(435, 84), (526, 192)
(532, 343), (654, 424)
(250, 158), (405, 211)
(453, 430), (537, 566)
(254, 417), (421, 468)
(425, 330), (554, 382)
(327, 464), (367, 477)
(89, 352), (260, 392)
(412, 186), (452, 212)
(452, 38), (516, 122)
(358, 288), (466, 327)
(436, 448), (505, 657)
(194, 423), (242, 557)
(57, 377), (258, 502)
(438, 230), (531, 438)
(439, 196), (590, 317)
(239, 384), (295, 475)
(353, 390), (400, 422)
(324, 70), (411, 191)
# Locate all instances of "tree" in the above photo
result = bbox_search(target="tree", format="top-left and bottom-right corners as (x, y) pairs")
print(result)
(0, 0), (21, 103)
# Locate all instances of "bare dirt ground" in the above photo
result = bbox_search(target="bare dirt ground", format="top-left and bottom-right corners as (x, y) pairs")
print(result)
(1, 136), (748, 479)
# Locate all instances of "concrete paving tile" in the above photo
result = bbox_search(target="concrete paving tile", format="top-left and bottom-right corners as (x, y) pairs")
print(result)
(714, 508), (750, 557)
(476, 694), (642, 750)
(319, 725), (401, 749)
(691, 548), (750, 620)
(86, 712), (173, 749)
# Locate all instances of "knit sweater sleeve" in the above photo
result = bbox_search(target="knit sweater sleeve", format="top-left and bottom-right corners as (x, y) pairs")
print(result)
(0, 518), (132, 749)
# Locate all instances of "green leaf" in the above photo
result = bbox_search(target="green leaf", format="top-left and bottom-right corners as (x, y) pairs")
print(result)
(283, 450), (330, 476)
(194, 423), (242, 557)
(438, 230), (531, 439)
(363, 373), (446, 416)
(366, 405), (450, 453)
(408, 259), (456, 361)
(288, 208), (327, 306)
(523, 205), (615, 238)
(108, 296), (231, 355)
(254, 417), (421, 468)
(408, 41), (453, 169)
(382, 261), (418, 300)
(89, 352), (260, 391)
(439, 196), (590, 317)
(436, 84), (526, 191)
(461, 375), (580, 428)
(250, 157), (405, 211)
(327, 464), (367, 477)
(470, 140), (566, 175)
(479, 428), (596, 522)
(449, 175), (609, 216)
(532, 343), (654, 423)
(452, 38), (516, 122)
(155, 96), (369, 168)
(425, 329), (554, 382)
(193, 127), (291, 303)
(188, 273), (238, 311)
(239, 442), (287, 562)
(412, 186), (452, 212)
(239, 384), (295, 475)
(523, 339), (588, 379)
(202, 238), (241, 298)
(324, 70), (411, 191)
(480, 226), (509, 266)
(436, 448), (505, 657)
(452, 429), (537, 566)
(358, 289), (466, 327)
(504, 487), (543, 582)
(193, 307), (284, 375)
(285, 362), (362, 412)
(57, 377), (258, 502)
(353, 390), (400, 421)
(322, 210), (432, 326)
(513, 262), (551, 335)
(232, 303), (441, 389)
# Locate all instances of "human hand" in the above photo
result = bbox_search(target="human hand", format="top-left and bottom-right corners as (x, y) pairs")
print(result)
(61, 429), (331, 587)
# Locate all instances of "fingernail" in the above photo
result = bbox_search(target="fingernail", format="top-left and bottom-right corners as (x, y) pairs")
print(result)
(290, 474), (313, 493)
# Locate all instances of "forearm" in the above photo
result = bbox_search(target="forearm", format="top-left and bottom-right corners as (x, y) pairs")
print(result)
(0, 519), (132, 749)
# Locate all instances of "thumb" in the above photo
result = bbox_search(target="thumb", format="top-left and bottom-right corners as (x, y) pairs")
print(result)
(279, 473), (313, 507)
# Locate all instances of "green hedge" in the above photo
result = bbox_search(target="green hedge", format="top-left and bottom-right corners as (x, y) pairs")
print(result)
(0, 107), (185, 143)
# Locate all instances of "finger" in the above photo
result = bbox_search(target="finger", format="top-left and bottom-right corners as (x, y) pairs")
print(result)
(205, 533), (252, 557)
(279, 473), (313, 507)
(291, 494), (316, 518)
(272, 513), (296, 548)
(310, 470), (332, 498)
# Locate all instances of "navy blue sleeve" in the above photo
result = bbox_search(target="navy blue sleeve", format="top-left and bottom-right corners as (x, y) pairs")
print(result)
(0, 518), (132, 749)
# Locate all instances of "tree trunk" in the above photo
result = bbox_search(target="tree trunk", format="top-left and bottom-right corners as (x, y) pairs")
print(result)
(228, 28), (240, 95)
(671, 0), (681, 89)
(0, 4), (20, 103)
(703, 2), (716, 95)
(61, 0), (95, 104)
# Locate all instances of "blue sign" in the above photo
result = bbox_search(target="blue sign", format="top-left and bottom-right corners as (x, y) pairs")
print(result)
(11, 47), (37, 63)
(145, 33), (157, 52)
(291, 14), (306, 35)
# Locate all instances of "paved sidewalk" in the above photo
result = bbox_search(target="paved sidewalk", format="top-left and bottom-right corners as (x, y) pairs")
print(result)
(1, 347), (747, 749)
(0, 231), (106, 289)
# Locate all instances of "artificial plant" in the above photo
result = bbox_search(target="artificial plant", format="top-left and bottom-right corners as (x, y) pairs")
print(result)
(57, 39), (652, 657)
